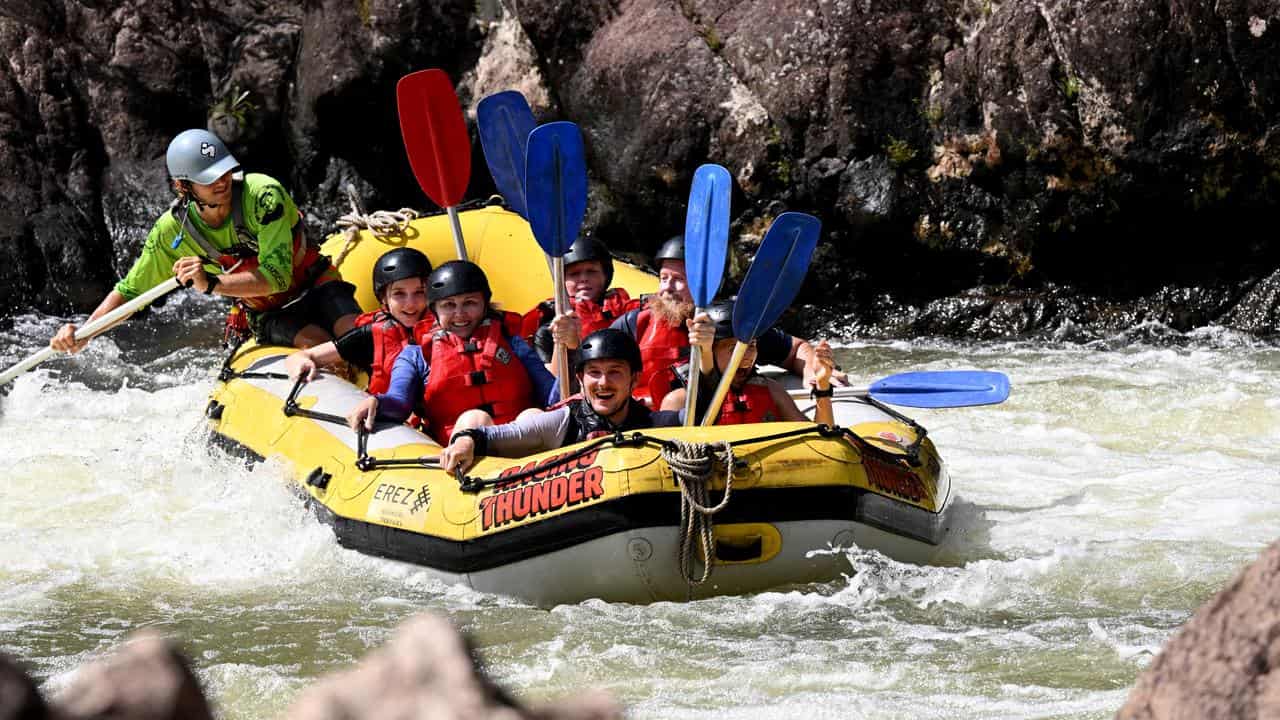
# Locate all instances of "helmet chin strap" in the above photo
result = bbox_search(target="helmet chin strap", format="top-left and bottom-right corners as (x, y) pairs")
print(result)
(178, 180), (222, 210)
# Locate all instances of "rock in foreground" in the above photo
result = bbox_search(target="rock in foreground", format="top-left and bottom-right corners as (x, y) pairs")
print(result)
(0, 613), (620, 720)
(1118, 540), (1280, 719)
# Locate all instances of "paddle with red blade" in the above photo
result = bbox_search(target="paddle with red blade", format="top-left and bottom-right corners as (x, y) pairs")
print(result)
(396, 69), (472, 260)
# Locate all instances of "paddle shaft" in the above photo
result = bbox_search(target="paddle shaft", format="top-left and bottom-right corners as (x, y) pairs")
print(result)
(699, 342), (749, 426)
(683, 311), (705, 426)
(0, 277), (183, 386)
(787, 385), (868, 400)
(446, 206), (468, 261)
(550, 256), (570, 402)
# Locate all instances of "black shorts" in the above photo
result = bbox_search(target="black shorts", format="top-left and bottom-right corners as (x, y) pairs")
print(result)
(250, 280), (361, 346)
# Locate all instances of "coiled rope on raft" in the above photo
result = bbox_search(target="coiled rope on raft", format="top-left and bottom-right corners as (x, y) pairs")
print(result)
(331, 184), (419, 268)
(661, 439), (736, 584)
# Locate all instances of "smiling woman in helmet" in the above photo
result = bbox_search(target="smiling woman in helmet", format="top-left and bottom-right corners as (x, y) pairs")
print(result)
(610, 234), (844, 407)
(440, 328), (684, 474)
(347, 261), (564, 446)
(50, 128), (361, 353)
(284, 247), (433, 393)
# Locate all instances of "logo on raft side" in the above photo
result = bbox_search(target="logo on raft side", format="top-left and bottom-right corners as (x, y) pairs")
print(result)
(480, 449), (605, 530)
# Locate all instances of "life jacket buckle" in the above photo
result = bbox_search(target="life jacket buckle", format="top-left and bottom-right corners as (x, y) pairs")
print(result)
(462, 339), (482, 353)
(466, 370), (488, 386)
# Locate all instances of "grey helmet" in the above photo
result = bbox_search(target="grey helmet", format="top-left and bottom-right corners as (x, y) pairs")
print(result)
(654, 234), (684, 266)
(166, 129), (240, 185)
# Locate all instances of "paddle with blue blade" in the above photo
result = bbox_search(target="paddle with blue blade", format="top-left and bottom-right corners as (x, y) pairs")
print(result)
(397, 69), (472, 261)
(477, 91), (537, 219)
(701, 212), (821, 426)
(785, 370), (1011, 408)
(526, 121), (589, 402)
(682, 164), (732, 426)
(867, 370), (1010, 407)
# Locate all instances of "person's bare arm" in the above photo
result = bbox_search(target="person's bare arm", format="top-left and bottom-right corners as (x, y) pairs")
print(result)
(173, 257), (273, 297)
(784, 336), (850, 387)
(766, 378), (811, 422)
(51, 290), (130, 353)
(285, 341), (342, 382)
(660, 387), (687, 412)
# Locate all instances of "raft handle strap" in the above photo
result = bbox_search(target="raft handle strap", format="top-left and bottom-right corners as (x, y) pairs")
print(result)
(853, 395), (927, 466)
(346, 421), (917, 494)
(216, 336), (292, 383)
(281, 376), (349, 425)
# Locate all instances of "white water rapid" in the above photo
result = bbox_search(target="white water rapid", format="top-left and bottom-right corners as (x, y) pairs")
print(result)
(2, 303), (1278, 719)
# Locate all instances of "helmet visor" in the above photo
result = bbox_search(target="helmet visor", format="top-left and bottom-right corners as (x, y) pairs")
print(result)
(190, 154), (241, 185)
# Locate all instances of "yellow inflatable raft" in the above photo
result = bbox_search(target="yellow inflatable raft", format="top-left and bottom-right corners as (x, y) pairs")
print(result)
(205, 204), (952, 606)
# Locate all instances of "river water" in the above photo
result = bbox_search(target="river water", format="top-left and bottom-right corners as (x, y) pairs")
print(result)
(2, 296), (1278, 719)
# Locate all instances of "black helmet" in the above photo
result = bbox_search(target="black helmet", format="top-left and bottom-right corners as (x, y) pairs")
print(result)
(373, 248), (432, 299)
(705, 299), (736, 342)
(654, 234), (684, 266)
(563, 237), (614, 287)
(575, 328), (643, 374)
(428, 260), (491, 304)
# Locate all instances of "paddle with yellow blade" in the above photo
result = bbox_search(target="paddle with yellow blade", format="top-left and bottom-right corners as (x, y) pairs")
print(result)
(701, 212), (820, 425)
(396, 69), (472, 260)
(525, 122), (588, 402)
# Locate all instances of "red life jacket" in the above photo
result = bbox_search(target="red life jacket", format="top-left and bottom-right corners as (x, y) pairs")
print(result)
(415, 315), (535, 445)
(576, 288), (640, 336)
(175, 185), (332, 312)
(646, 364), (684, 409)
(634, 308), (687, 402)
(520, 288), (640, 341)
(354, 309), (416, 395)
(714, 381), (781, 425)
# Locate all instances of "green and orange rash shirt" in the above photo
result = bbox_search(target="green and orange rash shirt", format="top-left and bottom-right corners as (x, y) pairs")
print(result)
(114, 173), (300, 300)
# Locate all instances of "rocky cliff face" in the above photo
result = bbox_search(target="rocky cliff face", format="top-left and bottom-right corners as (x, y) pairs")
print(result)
(2, 0), (1277, 339)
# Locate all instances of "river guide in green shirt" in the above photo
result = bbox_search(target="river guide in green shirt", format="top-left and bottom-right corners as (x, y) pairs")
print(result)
(51, 128), (361, 353)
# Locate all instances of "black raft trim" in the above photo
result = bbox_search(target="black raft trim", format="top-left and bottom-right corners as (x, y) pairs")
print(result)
(311, 486), (881, 575)
(210, 431), (944, 575)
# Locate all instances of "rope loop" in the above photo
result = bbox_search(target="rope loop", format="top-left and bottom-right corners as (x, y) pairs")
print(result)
(332, 184), (420, 267)
(662, 439), (736, 585)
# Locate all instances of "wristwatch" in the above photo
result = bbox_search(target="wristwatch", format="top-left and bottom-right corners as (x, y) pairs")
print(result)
(203, 274), (220, 295)
(810, 385), (835, 398)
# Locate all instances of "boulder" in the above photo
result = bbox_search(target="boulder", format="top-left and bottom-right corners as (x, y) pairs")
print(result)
(0, 613), (620, 720)
(1118, 539), (1280, 719)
